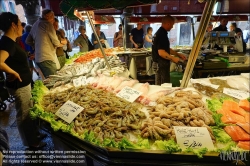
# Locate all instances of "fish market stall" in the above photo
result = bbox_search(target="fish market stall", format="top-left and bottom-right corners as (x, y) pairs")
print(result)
(31, 72), (249, 165)
(112, 47), (154, 79)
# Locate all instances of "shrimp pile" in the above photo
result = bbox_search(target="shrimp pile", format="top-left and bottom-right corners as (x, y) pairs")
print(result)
(141, 90), (216, 142)
(41, 85), (146, 142)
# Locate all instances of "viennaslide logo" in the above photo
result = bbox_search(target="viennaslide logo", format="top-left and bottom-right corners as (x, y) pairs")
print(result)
(219, 151), (248, 165)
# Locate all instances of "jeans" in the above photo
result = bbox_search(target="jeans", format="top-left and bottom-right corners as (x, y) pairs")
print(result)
(36, 60), (57, 78)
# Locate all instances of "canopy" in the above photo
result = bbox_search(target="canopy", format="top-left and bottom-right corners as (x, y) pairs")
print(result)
(128, 16), (189, 24)
(59, 0), (159, 19)
(196, 15), (249, 22)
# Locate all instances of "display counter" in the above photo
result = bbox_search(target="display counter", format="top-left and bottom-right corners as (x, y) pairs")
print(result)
(45, 123), (237, 166)
(113, 49), (154, 79)
(193, 66), (250, 78)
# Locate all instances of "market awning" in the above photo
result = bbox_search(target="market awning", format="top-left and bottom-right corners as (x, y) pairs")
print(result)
(196, 15), (249, 22)
(59, 0), (159, 19)
(127, 16), (189, 24)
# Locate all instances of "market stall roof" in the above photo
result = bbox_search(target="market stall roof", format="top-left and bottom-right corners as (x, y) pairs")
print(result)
(196, 15), (249, 22)
(127, 16), (189, 24)
(57, 0), (159, 19)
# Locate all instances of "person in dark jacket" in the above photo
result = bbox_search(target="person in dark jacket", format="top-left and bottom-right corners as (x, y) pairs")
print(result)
(212, 17), (228, 31)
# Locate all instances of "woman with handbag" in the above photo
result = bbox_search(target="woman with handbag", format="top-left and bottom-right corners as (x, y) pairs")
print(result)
(74, 25), (93, 52)
(113, 24), (123, 48)
(91, 24), (107, 49)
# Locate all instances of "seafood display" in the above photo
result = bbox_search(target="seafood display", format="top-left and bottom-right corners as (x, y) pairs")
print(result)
(74, 48), (114, 63)
(43, 55), (127, 89)
(141, 90), (216, 142)
(41, 85), (146, 141)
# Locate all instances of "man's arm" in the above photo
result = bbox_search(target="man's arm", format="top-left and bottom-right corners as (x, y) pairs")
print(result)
(170, 48), (187, 61)
(47, 24), (61, 47)
(25, 33), (34, 48)
(130, 35), (138, 48)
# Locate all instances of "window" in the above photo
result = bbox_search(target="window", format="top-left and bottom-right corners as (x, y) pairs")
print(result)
(9, 1), (15, 14)
(0, 0), (7, 12)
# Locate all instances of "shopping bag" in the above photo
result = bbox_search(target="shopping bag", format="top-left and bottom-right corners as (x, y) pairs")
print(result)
(104, 40), (110, 48)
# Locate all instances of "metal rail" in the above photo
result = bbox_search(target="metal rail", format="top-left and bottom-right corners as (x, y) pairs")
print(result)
(86, 11), (111, 70)
(180, 0), (217, 87)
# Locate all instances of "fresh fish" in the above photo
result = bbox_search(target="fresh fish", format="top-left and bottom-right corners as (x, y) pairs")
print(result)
(134, 82), (150, 102)
(114, 79), (139, 93)
(142, 88), (182, 105)
(106, 76), (127, 91)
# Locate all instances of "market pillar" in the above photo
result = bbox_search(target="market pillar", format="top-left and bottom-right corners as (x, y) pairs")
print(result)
(121, 8), (134, 49)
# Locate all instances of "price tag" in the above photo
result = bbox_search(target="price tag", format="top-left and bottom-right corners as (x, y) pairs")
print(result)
(80, 76), (87, 85)
(116, 86), (142, 102)
(72, 77), (81, 87)
(174, 126), (215, 150)
(55, 100), (84, 124)
(223, 88), (249, 100)
(191, 79), (219, 89)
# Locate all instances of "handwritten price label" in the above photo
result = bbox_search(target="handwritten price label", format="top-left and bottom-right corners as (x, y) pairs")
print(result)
(116, 86), (142, 102)
(55, 100), (84, 124)
(174, 126), (214, 150)
(72, 77), (82, 87)
(223, 88), (249, 100)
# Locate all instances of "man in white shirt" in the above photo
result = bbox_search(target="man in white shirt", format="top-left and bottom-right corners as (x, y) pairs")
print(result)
(26, 9), (63, 78)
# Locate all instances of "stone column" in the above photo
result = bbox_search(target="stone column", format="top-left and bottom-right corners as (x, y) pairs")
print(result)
(15, 0), (41, 25)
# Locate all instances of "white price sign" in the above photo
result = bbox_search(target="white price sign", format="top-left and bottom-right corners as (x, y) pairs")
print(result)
(72, 77), (81, 87)
(223, 88), (249, 100)
(174, 126), (215, 151)
(116, 86), (142, 102)
(55, 100), (84, 124)
(80, 76), (87, 85)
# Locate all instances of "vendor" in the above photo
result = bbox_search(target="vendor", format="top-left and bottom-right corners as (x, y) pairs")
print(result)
(212, 17), (228, 31)
(130, 23), (144, 48)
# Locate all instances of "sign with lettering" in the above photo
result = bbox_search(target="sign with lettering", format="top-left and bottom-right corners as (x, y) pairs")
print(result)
(116, 86), (142, 102)
(80, 76), (87, 85)
(55, 101), (84, 123)
(72, 77), (82, 87)
(173, 126), (215, 150)
(223, 88), (249, 100)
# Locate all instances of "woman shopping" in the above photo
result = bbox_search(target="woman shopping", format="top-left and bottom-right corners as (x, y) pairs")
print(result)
(0, 12), (45, 149)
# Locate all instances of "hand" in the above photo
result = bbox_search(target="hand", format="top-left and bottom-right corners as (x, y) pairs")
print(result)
(134, 43), (138, 48)
(171, 57), (180, 63)
(118, 34), (122, 38)
(178, 53), (187, 61)
(29, 55), (35, 60)
(7, 72), (22, 82)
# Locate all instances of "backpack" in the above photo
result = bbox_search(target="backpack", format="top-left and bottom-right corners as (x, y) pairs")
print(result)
(113, 32), (119, 47)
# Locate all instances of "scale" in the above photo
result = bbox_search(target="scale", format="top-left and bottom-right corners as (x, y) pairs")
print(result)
(218, 52), (247, 63)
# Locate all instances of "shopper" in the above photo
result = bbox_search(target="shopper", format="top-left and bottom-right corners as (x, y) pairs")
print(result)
(26, 9), (62, 78)
(21, 25), (39, 86)
(152, 15), (187, 85)
(53, 18), (67, 69)
(0, 12), (46, 148)
(91, 24), (107, 49)
(130, 23), (144, 48)
(113, 24), (123, 47)
(144, 27), (153, 48)
(212, 17), (228, 31)
(58, 28), (72, 59)
(74, 25), (92, 52)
